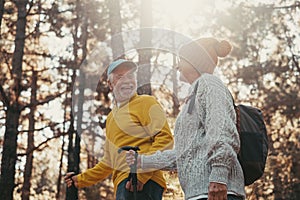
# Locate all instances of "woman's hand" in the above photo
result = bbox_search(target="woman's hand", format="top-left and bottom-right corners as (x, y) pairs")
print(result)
(64, 172), (78, 188)
(126, 150), (141, 168)
(208, 182), (227, 200)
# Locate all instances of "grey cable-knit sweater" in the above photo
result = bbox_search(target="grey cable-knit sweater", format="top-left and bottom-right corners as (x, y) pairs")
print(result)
(142, 74), (245, 199)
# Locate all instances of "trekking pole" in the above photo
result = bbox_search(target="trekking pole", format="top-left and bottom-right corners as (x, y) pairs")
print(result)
(118, 146), (140, 200)
(66, 173), (78, 200)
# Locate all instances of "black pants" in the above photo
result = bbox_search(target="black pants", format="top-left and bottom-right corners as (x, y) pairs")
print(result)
(115, 179), (164, 200)
(199, 194), (244, 200)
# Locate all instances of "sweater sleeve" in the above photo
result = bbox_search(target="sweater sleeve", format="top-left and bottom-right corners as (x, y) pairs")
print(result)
(77, 160), (113, 188)
(77, 139), (113, 188)
(141, 149), (177, 171)
(200, 76), (240, 185)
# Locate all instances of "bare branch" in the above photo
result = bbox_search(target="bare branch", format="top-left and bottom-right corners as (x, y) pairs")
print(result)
(272, 1), (300, 9)
(17, 133), (66, 157)
(21, 91), (66, 110)
(0, 85), (10, 107)
(18, 122), (61, 133)
(242, 1), (300, 10)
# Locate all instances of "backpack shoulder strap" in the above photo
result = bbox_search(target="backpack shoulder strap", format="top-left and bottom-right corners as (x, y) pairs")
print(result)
(229, 92), (241, 134)
(187, 81), (199, 114)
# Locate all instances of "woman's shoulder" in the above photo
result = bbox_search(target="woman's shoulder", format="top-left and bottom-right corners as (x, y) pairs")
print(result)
(200, 73), (222, 82)
(197, 73), (226, 89)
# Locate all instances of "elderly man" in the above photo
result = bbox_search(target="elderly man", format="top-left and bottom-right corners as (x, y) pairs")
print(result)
(65, 59), (174, 200)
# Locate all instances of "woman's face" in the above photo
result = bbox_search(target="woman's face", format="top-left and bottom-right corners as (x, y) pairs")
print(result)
(177, 58), (201, 84)
(109, 65), (137, 103)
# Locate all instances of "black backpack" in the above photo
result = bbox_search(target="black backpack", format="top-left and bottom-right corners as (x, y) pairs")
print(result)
(188, 82), (268, 186)
(234, 103), (269, 186)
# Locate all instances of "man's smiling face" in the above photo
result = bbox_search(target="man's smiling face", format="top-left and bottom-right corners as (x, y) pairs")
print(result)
(109, 64), (137, 103)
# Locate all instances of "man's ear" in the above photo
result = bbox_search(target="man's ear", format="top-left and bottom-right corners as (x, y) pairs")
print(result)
(108, 79), (113, 91)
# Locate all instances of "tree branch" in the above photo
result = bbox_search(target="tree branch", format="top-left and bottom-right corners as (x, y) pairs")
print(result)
(18, 122), (62, 133)
(17, 133), (66, 156)
(21, 91), (66, 111)
(272, 1), (300, 9)
(0, 85), (10, 107)
(242, 1), (300, 10)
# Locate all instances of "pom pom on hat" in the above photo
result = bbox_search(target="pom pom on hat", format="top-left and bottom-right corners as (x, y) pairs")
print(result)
(214, 40), (232, 57)
(178, 37), (232, 74)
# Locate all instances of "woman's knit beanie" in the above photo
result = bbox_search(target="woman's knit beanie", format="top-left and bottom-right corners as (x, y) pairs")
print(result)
(178, 38), (232, 74)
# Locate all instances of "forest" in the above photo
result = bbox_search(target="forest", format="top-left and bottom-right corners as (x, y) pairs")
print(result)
(0, 0), (299, 199)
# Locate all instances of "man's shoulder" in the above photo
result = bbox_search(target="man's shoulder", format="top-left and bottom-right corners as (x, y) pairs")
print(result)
(133, 94), (157, 104)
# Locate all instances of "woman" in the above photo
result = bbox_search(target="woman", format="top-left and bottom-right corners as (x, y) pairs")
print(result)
(126, 38), (246, 200)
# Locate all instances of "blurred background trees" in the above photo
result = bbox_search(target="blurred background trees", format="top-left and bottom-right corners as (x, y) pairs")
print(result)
(0, 0), (299, 199)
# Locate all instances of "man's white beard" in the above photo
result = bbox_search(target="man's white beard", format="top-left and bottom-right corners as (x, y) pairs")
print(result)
(114, 84), (136, 103)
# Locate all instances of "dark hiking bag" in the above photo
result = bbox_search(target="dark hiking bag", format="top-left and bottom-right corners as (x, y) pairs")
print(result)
(188, 82), (268, 186)
(234, 103), (268, 186)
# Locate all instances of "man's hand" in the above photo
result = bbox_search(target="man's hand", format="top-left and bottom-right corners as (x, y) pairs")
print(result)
(64, 172), (78, 188)
(208, 182), (227, 200)
(125, 179), (144, 192)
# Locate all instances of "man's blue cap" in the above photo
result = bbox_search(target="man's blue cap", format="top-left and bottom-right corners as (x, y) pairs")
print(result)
(107, 59), (137, 76)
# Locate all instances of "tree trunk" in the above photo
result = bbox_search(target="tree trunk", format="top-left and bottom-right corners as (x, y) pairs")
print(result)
(56, 135), (65, 199)
(74, 0), (89, 177)
(21, 70), (37, 200)
(66, 21), (79, 200)
(66, 66), (79, 199)
(65, 59), (79, 200)
(0, 105), (20, 200)
(66, 1), (89, 198)
(0, 1), (28, 199)
(137, 0), (152, 95)
(107, 0), (125, 60)
(171, 54), (179, 116)
(0, 0), (5, 29)
(66, 32), (79, 200)
(66, 120), (78, 200)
